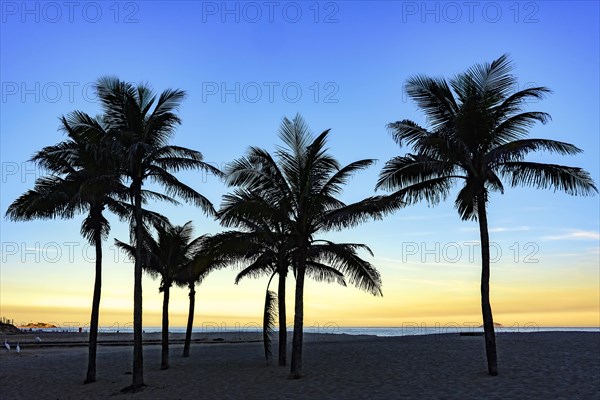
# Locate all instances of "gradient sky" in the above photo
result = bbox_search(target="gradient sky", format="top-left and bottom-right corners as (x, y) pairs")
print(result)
(1, 1), (599, 329)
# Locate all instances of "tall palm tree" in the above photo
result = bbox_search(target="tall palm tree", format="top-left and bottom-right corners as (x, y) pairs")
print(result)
(225, 114), (390, 378)
(94, 77), (222, 390)
(116, 221), (206, 370)
(5, 112), (127, 384)
(376, 54), (598, 376)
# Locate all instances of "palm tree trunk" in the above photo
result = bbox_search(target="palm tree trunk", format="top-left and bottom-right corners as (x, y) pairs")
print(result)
(277, 269), (287, 367)
(183, 282), (195, 357)
(290, 256), (306, 378)
(477, 193), (498, 376)
(84, 228), (102, 384)
(161, 283), (170, 370)
(132, 183), (144, 389)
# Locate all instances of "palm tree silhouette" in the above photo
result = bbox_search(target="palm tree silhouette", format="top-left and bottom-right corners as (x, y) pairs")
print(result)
(94, 77), (222, 390)
(6, 112), (127, 383)
(376, 54), (598, 375)
(225, 114), (387, 378)
(215, 193), (348, 365)
(214, 190), (295, 365)
(174, 237), (227, 358)
(116, 221), (208, 370)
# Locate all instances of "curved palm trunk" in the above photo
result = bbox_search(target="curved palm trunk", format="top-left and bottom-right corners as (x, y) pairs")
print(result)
(477, 193), (498, 376)
(131, 183), (144, 389)
(277, 269), (287, 367)
(84, 228), (102, 384)
(183, 282), (195, 357)
(290, 255), (306, 378)
(161, 283), (170, 370)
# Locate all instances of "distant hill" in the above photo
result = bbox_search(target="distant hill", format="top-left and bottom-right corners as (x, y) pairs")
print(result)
(0, 322), (21, 334)
(20, 322), (58, 328)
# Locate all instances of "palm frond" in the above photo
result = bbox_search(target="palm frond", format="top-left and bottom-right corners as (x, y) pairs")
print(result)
(5, 176), (81, 221)
(263, 289), (277, 363)
(277, 114), (313, 158)
(404, 76), (458, 129)
(305, 262), (347, 286)
(376, 154), (459, 192)
(492, 112), (552, 144)
(493, 86), (552, 117)
(148, 168), (216, 216)
(323, 194), (404, 230)
(308, 243), (382, 296)
(81, 208), (110, 244)
(234, 255), (276, 284)
(454, 181), (481, 221)
(488, 139), (581, 165)
(320, 159), (376, 197)
(459, 53), (515, 104)
(498, 162), (598, 195)
(386, 120), (431, 149)
(403, 176), (458, 207)
(114, 238), (137, 260)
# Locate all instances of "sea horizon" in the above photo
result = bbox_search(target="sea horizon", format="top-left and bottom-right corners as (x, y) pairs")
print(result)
(16, 325), (600, 337)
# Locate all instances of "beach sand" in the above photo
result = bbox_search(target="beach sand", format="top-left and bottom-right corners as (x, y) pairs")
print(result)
(0, 331), (598, 399)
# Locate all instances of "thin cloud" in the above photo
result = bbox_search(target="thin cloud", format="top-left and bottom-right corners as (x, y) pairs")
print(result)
(542, 230), (600, 241)
(548, 247), (599, 257)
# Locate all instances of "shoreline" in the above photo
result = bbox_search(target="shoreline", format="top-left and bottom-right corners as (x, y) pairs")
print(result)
(3, 328), (599, 349)
(0, 331), (264, 348)
(1, 332), (598, 399)
(6, 325), (599, 335)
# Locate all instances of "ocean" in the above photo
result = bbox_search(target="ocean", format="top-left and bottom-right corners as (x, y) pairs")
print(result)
(26, 325), (600, 336)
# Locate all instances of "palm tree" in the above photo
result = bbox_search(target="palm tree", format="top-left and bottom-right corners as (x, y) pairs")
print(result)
(376, 54), (598, 375)
(234, 242), (293, 367)
(219, 228), (348, 366)
(5, 112), (127, 384)
(116, 221), (206, 370)
(225, 114), (390, 378)
(174, 240), (227, 358)
(94, 77), (222, 390)
(216, 198), (370, 366)
(214, 190), (295, 366)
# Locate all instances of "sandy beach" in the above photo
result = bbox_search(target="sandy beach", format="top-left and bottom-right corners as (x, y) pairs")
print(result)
(0, 331), (598, 399)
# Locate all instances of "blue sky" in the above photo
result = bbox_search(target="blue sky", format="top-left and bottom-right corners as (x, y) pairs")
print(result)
(1, 1), (599, 327)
